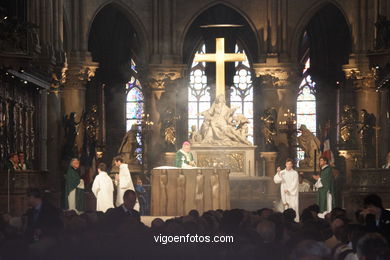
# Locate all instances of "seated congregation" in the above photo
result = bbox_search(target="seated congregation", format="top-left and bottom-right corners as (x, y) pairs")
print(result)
(0, 190), (389, 260)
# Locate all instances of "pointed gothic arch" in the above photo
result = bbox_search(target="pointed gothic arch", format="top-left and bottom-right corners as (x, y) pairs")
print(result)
(291, 0), (352, 63)
(181, 2), (261, 64)
(88, 1), (149, 62)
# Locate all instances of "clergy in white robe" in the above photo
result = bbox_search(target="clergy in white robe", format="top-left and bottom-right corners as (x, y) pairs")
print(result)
(92, 163), (114, 212)
(114, 158), (140, 211)
(273, 159), (299, 221)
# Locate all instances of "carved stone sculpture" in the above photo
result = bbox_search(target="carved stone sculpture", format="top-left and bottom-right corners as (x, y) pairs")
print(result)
(159, 171), (168, 216)
(359, 109), (376, 166)
(195, 171), (204, 209)
(193, 94), (252, 146)
(340, 105), (358, 147)
(117, 124), (139, 164)
(176, 173), (186, 215)
(375, 15), (390, 50)
(297, 124), (321, 168)
(261, 107), (277, 150)
(210, 172), (220, 209)
(63, 112), (81, 160)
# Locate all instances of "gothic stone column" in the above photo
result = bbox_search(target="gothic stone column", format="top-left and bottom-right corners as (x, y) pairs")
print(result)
(260, 152), (278, 198)
(146, 66), (184, 168)
(254, 56), (301, 164)
(61, 53), (97, 157)
(343, 54), (380, 167)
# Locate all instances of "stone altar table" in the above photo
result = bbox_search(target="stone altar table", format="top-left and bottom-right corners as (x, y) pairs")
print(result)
(191, 145), (256, 177)
(151, 167), (230, 216)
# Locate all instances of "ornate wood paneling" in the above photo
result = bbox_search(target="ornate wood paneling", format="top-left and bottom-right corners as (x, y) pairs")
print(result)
(0, 72), (39, 170)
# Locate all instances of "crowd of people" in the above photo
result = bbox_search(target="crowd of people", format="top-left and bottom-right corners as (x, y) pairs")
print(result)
(0, 188), (390, 259)
(64, 157), (146, 214)
(6, 152), (31, 172)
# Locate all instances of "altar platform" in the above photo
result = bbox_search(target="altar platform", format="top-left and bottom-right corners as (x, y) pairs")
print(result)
(150, 167), (230, 216)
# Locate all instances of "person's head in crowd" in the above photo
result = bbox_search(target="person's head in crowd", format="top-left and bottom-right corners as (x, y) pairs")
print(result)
(334, 224), (349, 244)
(70, 158), (80, 169)
(151, 218), (164, 229)
(257, 208), (273, 219)
(308, 204), (320, 214)
(356, 233), (389, 260)
(363, 194), (383, 216)
(8, 153), (18, 164)
(290, 240), (330, 260)
(114, 157), (124, 167)
(347, 224), (368, 252)
(330, 207), (346, 221)
(27, 188), (42, 208)
(331, 216), (349, 233)
(285, 158), (294, 170)
(386, 152), (390, 164)
(123, 189), (137, 211)
(221, 209), (243, 234)
(283, 208), (297, 223)
(256, 220), (276, 243)
(182, 141), (191, 153)
(301, 208), (316, 223)
(188, 209), (199, 218)
(319, 156), (329, 168)
(97, 162), (107, 173)
(136, 177), (142, 186)
(304, 219), (333, 242)
(18, 152), (25, 162)
(355, 209), (365, 224)
(307, 204), (320, 219)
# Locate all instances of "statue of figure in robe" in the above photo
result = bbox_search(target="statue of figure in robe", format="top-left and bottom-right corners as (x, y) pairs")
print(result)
(159, 171), (168, 215)
(210, 172), (220, 210)
(195, 171), (204, 211)
(297, 124), (321, 168)
(63, 112), (83, 160)
(176, 173), (186, 216)
(117, 124), (139, 164)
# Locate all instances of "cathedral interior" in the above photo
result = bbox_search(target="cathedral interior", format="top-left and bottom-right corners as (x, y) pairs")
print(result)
(0, 0), (390, 254)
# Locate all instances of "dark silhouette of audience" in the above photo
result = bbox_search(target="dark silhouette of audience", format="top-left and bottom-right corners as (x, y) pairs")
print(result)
(0, 192), (389, 259)
(24, 188), (63, 242)
(105, 189), (141, 222)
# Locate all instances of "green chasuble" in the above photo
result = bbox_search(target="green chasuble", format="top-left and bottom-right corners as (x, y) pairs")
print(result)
(316, 165), (335, 213)
(64, 167), (85, 211)
(175, 149), (194, 168)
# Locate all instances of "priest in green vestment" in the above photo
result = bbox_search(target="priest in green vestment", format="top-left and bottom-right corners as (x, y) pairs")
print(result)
(64, 158), (85, 212)
(313, 156), (335, 215)
(175, 141), (196, 168)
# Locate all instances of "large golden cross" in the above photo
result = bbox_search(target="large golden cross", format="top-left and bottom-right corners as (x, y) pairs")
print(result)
(194, 38), (247, 97)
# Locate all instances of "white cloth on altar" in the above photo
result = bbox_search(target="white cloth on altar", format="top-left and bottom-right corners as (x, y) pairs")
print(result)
(92, 171), (114, 212)
(274, 169), (299, 221)
(115, 164), (140, 211)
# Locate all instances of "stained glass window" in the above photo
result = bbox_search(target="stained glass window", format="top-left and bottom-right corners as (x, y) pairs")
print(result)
(230, 44), (254, 144)
(126, 59), (144, 163)
(188, 44), (210, 132)
(297, 58), (317, 163)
